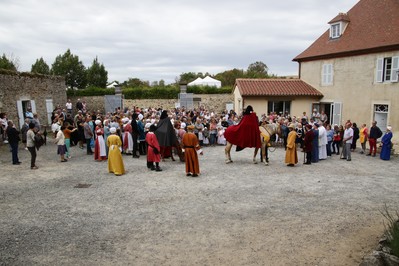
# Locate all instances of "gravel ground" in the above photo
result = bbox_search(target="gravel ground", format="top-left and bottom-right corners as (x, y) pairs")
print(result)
(0, 140), (399, 266)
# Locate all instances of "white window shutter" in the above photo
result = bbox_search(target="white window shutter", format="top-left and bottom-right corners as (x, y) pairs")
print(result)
(30, 100), (36, 114)
(332, 102), (342, 126)
(376, 58), (383, 83)
(328, 64), (333, 85)
(391, 56), (399, 82)
(17, 100), (24, 129)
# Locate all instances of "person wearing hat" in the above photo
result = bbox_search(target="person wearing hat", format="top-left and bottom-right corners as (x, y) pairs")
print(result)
(303, 124), (314, 165)
(285, 123), (298, 167)
(182, 124), (203, 176)
(122, 117), (133, 155)
(380, 126), (393, 160)
(137, 113), (146, 155)
(146, 125), (162, 171)
(107, 127), (125, 176)
(94, 119), (107, 161)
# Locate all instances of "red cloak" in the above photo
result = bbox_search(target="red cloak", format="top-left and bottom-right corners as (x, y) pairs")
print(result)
(224, 113), (261, 148)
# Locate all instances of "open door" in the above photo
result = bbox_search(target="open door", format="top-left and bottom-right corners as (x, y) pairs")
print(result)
(17, 100), (24, 129)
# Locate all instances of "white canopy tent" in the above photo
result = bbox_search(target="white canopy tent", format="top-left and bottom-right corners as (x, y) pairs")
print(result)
(187, 76), (222, 88)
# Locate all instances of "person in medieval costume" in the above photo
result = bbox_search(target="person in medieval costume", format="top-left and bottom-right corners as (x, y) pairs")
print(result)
(380, 126), (393, 161)
(311, 124), (319, 163)
(182, 125), (203, 177)
(303, 124), (314, 165)
(146, 125), (162, 171)
(155, 110), (178, 161)
(316, 123), (327, 160)
(224, 105), (261, 151)
(122, 117), (133, 155)
(107, 127), (125, 176)
(94, 119), (107, 161)
(285, 123), (298, 167)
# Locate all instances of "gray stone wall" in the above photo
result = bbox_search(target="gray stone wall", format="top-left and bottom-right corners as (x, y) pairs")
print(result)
(69, 94), (234, 114)
(0, 72), (66, 128)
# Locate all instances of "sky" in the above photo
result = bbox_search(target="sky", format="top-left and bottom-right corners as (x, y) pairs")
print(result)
(0, 0), (360, 84)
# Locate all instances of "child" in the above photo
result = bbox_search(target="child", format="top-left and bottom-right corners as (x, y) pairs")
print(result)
(146, 125), (162, 171)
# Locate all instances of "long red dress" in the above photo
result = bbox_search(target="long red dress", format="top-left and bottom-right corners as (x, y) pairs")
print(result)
(182, 132), (201, 175)
(94, 127), (107, 161)
(224, 112), (261, 148)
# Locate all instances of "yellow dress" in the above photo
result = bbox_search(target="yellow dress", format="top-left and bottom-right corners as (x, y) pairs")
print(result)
(285, 130), (298, 165)
(107, 135), (125, 175)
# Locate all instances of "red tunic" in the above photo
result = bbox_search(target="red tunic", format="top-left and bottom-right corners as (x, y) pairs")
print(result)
(146, 132), (161, 162)
(224, 113), (261, 148)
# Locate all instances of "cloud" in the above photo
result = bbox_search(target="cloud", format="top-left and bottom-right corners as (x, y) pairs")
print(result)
(0, 0), (359, 83)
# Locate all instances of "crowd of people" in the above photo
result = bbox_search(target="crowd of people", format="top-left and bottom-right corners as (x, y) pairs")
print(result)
(0, 101), (395, 174)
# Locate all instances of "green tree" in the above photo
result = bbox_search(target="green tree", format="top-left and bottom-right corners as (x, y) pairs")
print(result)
(246, 61), (269, 78)
(31, 57), (50, 75)
(215, 68), (245, 87)
(178, 72), (198, 84)
(0, 53), (17, 71)
(51, 49), (87, 89)
(121, 77), (149, 88)
(86, 57), (108, 88)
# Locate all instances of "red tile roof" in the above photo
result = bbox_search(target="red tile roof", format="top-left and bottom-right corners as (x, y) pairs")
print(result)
(294, 0), (399, 62)
(235, 79), (323, 97)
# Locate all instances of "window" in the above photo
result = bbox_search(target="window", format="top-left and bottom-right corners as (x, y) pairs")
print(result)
(322, 64), (333, 85)
(330, 23), (341, 38)
(376, 57), (399, 83)
(267, 101), (291, 115)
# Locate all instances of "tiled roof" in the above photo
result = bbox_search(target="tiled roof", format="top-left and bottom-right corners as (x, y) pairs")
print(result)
(294, 0), (399, 62)
(235, 79), (323, 97)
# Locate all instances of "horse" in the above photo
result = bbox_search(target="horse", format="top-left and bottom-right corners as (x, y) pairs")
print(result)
(225, 122), (281, 165)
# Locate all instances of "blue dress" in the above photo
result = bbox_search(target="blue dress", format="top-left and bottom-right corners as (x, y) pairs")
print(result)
(380, 132), (392, 160)
(311, 129), (319, 163)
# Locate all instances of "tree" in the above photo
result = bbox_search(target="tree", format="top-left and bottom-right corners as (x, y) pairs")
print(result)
(31, 57), (50, 75)
(246, 61), (269, 78)
(121, 77), (149, 88)
(215, 68), (245, 87)
(86, 57), (108, 88)
(178, 72), (198, 84)
(0, 53), (18, 71)
(51, 49), (87, 89)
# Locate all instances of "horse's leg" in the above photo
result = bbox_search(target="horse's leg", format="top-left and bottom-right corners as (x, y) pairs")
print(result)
(225, 142), (233, 163)
(253, 148), (258, 164)
(262, 143), (269, 166)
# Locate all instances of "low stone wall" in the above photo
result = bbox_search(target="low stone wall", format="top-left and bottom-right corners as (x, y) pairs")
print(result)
(69, 94), (234, 114)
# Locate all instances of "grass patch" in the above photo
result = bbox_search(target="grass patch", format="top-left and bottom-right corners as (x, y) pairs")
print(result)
(380, 204), (399, 257)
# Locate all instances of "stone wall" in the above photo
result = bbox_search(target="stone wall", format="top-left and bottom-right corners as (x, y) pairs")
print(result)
(0, 72), (66, 128)
(69, 94), (234, 114)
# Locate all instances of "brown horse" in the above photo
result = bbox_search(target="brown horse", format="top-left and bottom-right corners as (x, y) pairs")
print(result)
(225, 123), (281, 165)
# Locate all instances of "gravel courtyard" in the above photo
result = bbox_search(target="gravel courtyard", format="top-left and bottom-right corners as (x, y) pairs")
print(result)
(1, 141), (398, 265)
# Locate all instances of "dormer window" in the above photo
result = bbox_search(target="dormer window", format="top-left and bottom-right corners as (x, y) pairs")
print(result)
(330, 23), (341, 39)
(328, 13), (350, 39)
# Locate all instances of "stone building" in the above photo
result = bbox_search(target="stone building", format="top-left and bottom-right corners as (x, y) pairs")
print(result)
(0, 70), (66, 129)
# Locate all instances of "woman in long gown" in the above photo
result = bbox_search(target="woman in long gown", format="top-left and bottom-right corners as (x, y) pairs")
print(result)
(380, 126), (393, 161)
(107, 127), (125, 176)
(94, 120), (107, 161)
(182, 125), (203, 177)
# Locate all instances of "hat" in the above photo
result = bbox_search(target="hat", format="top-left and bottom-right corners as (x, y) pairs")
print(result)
(387, 126), (392, 131)
(288, 123), (295, 129)
(145, 123), (151, 129)
(138, 114), (143, 120)
(110, 127), (117, 134)
(149, 125), (157, 132)
(122, 117), (129, 123)
(187, 125), (195, 131)
(314, 123), (320, 127)
(95, 119), (101, 125)
(181, 122), (186, 129)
